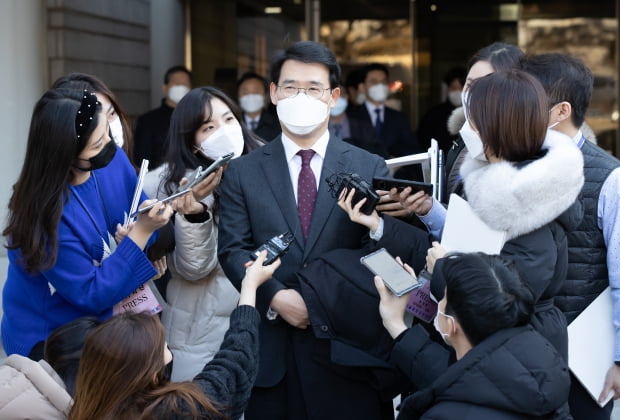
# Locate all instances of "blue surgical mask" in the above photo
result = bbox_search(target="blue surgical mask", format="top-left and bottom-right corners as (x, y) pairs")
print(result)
(329, 97), (348, 117)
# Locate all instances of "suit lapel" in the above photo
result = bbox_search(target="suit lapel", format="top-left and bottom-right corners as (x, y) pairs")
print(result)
(259, 138), (304, 247)
(303, 137), (349, 258)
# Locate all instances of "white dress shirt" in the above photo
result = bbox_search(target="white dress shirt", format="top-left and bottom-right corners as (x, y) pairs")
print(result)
(281, 130), (330, 204)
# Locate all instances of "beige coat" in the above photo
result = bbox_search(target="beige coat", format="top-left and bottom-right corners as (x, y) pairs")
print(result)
(144, 165), (239, 381)
(0, 354), (72, 419)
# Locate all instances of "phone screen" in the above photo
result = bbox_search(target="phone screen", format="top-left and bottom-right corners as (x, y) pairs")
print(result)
(361, 248), (421, 296)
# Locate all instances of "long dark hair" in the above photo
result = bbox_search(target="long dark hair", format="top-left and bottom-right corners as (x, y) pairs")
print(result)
(52, 72), (135, 167)
(3, 88), (101, 273)
(162, 86), (262, 197)
(437, 253), (535, 346)
(44, 316), (102, 397)
(69, 312), (223, 420)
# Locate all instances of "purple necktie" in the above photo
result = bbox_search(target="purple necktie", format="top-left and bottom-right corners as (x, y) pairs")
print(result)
(297, 149), (317, 242)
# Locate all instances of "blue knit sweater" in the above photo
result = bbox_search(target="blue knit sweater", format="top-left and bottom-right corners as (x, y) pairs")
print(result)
(1, 147), (157, 356)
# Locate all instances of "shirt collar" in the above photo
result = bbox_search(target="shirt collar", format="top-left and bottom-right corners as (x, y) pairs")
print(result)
(281, 129), (330, 163)
(365, 101), (383, 115)
(571, 129), (585, 149)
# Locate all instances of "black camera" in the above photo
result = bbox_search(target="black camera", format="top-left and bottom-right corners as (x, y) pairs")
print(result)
(250, 232), (294, 265)
(326, 172), (379, 215)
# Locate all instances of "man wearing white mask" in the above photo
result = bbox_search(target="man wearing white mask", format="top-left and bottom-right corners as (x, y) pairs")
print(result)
(417, 66), (467, 153)
(134, 65), (192, 169)
(237, 71), (281, 142)
(348, 63), (420, 159)
(218, 41), (393, 420)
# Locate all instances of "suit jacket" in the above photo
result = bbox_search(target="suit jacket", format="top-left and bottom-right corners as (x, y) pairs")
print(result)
(348, 103), (420, 157)
(218, 135), (390, 387)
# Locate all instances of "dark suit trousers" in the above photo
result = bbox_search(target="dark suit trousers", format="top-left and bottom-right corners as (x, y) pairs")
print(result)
(244, 327), (394, 420)
(568, 373), (613, 420)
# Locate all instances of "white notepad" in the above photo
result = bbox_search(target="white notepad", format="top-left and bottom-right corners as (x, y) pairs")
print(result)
(441, 194), (506, 254)
(567, 287), (615, 407)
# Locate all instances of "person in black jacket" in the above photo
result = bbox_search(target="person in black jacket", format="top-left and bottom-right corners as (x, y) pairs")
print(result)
(380, 253), (571, 419)
(521, 53), (620, 419)
(134, 66), (192, 170)
(236, 71), (281, 143)
(67, 251), (279, 420)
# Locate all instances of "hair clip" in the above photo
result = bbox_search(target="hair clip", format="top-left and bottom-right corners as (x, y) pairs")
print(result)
(75, 89), (99, 140)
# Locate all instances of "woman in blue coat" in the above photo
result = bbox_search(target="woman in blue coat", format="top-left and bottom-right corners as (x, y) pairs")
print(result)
(1, 87), (173, 359)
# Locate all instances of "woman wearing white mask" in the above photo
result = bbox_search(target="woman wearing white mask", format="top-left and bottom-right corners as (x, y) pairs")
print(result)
(52, 73), (136, 167)
(143, 86), (263, 381)
(377, 253), (570, 419)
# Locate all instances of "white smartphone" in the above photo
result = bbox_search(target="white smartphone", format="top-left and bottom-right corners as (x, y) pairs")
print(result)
(360, 248), (421, 296)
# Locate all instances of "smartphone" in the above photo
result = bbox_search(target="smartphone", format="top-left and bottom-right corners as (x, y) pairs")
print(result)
(360, 248), (422, 296)
(372, 176), (434, 196)
(188, 152), (235, 189)
(250, 232), (294, 265)
(130, 188), (192, 217)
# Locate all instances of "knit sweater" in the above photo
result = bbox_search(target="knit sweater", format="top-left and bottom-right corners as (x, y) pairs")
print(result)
(155, 305), (261, 420)
(1, 147), (157, 356)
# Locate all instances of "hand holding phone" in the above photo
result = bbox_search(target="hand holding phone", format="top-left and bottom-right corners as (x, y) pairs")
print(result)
(188, 152), (234, 189)
(130, 189), (192, 218)
(361, 248), (421, 296)
(250, 232), (294, 266)
(372, 177), (434, 196)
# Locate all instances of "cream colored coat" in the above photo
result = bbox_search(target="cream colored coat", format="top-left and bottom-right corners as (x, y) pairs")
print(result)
(0, 354), (72, 419)
(144, 165), (239, 381)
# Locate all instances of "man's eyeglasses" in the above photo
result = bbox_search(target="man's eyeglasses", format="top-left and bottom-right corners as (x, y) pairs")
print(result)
(277, 85), (332, 100)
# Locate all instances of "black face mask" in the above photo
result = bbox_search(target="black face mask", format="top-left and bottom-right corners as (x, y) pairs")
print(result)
(75, 140), (117, 171)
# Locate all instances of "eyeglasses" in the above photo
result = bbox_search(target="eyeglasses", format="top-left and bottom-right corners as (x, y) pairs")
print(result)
(277, 85), (332, 100)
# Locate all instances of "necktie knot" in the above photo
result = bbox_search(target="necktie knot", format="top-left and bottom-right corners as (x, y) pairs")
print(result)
(297, 149), (315, 167)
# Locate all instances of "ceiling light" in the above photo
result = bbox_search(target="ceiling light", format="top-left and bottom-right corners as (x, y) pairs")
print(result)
(265, 6), (282, 14)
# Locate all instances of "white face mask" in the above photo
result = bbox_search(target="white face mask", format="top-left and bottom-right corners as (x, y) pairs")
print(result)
(433, 309), (454, 345)
(548, 103), (562, 129)
(460, 120), (487, 162)
(448, 91), (462, 107)
(239, 94), (265, 114)
(329, 97), (348, 117)
(109, 117), (124, 148)
(276, 94), (330, 136)
(367, 83), (389, 103)
(355, 92), (367, 105)
(168, 85), (190, 104)
(199, 123), (245, 160)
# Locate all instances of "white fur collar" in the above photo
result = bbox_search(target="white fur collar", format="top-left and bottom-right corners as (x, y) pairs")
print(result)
(460, 129), (584, 240)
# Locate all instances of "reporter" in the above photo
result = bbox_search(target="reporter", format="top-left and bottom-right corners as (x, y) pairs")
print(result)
(68, 252), (279, 420)
(52, 72), (136, 166)
(142, 86), (263, 381)
(1, 87), (172, 359)
(392, 253), (570, 419)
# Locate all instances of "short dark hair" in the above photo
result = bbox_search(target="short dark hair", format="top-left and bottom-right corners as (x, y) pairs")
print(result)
(270, 41), (341, 89)
(237, 71), (267, 91)
(164, 65), (192, 85)
(519, 53), (593, 128)
(436, 253), (535, 346)
(468, 69), (548, 162)
(344, 68), (364, 89)
(362, 63), (389, 83)
(443, 66), (467, 86)
(468, 42), (524, 73)
(44, 317), (102, 397)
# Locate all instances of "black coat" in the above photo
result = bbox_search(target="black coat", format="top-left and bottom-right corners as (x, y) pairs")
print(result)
(347, 103), (420, 157)
(248, 107), (281, 143)
(133, 99), (174, 170)
(397, 326), (571, 420)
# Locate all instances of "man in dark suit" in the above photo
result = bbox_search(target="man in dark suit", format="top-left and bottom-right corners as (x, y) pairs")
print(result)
(218, 41), (393, 419)
(237, 71), (281, 142)
(348, 63), (420, 159)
